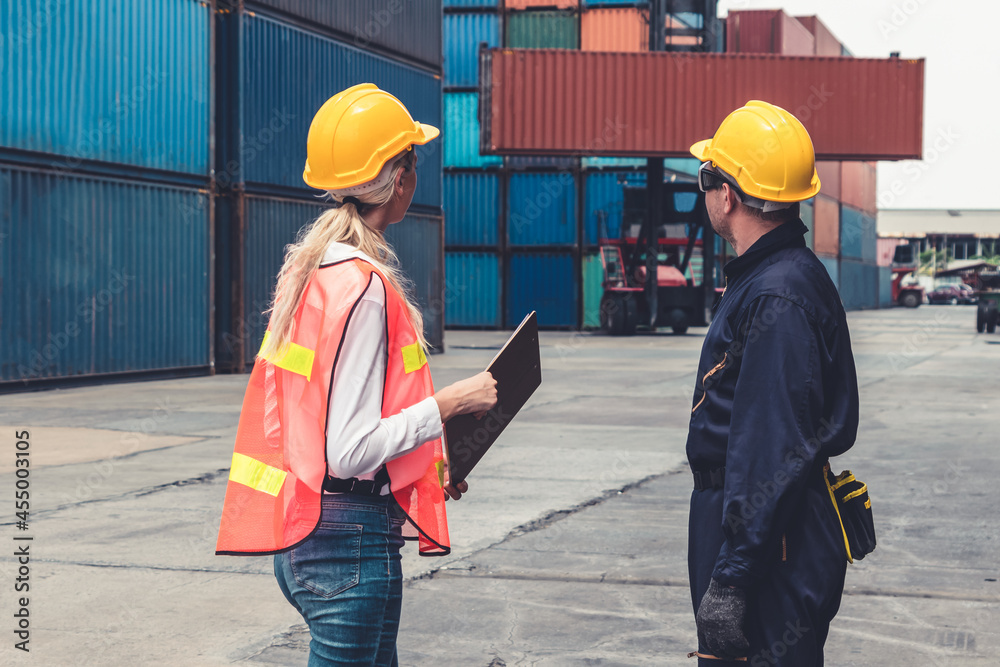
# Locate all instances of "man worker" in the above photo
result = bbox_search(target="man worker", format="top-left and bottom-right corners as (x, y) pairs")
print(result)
(685, 101), (860, 666)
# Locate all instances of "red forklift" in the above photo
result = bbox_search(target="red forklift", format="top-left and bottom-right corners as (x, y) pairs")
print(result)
(598, 163), (717, 336)
(890, 245), (924, 308)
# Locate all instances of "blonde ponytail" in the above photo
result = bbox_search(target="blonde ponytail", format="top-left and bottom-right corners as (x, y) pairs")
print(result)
(259, 151), (427, 362)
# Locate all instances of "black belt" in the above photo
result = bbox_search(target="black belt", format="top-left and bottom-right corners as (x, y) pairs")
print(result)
(323, 467), (390, 496)
(692, 467), (725, 490)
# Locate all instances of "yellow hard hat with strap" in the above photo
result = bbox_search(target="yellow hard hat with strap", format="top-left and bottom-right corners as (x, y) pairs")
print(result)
(690, 100), (821, 205)
(303, 83), (439, 191)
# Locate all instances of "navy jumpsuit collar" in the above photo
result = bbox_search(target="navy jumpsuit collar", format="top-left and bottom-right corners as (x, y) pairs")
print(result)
(723, 219), (809, 284)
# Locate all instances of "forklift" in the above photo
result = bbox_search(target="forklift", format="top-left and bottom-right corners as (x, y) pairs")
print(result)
(598, 162), (718, 335)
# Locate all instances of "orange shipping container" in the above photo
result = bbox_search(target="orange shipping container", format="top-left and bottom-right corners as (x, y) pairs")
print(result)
(506, 0), (578, 9)
(816, 161), (841, 200)
(813, 195), (840, 257)
(582, 8), (648, 52)
(841, 161), (878, 215)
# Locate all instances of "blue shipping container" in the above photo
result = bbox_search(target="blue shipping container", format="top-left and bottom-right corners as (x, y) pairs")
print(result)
(249, 0), (443, 67)
(0, 0), (211, 176)
(444, 92), (502, 168)
(385, 213), (445, 350)
(228, 12), (443, 207)
(878, 266), (894, 308)
(839, 205), (876, 261)
(444, 173), (499, 246)
(444, 252), (501, 327)
(582, 157), (646, 169)
(444, 13), (500, 87)
(507, 252), (577, 328)
(508, 173), (577, 245)
(445, 0), (498, 7)
(584, 171), (628, 244)
(818, 256), (839, 289)
(839, 259), (879, 310)
(0, 166), (211, 384)
(507, 155), (580, 170)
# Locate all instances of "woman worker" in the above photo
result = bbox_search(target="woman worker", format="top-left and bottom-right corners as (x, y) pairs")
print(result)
(215, 83), (498, 665)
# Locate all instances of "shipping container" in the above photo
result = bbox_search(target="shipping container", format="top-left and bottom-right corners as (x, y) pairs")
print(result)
(508, 172), (578, 245)
(581, 8), (648, 52)
(841, 161), (877, 215)
(840, 204), (877, 263)
(444, 13), (500, 87)
(815, 161), (841, 200)
(800, 198), (815, 251)
(247, 0), (443, 67)
(444, 92), (503, 167)
(583, 157), (647, 168)
(444, 252), (501, 327)
(0, 0), (211, 176)
(385, 212), (446, 350)
(877, 237), (906, 267)
(1, 166), (211, 385)
(220, 11), (443, 207)
(507, 252), (578, 327)
(813, 195), (840, 257)
(818, 256), (839, 287)
(582, 252), (603, 328)
(839, 259), (879, 310)
(480, 49), (925, 160)
(581, 0), (646, 5)
(506, 11), (580, 49)
(878, 266), (894, 308)
(726, 10), (815, 56)
(507, 155), (581, 170)
(507, 0), (579, 9)
(794, 15), (842, 56)
(444, 172), (500, 245)
(445, 0), (499, 7)
(663, 158), (701, 178)
(584, 171), (628, 244)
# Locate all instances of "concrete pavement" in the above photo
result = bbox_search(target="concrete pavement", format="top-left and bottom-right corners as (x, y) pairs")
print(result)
(0, 305), (997, 665)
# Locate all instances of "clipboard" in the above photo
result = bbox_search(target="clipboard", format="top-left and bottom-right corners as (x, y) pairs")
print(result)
(443, 311), (541, 485)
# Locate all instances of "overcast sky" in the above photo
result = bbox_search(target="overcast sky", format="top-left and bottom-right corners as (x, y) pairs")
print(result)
(717, 0), (1000, 211)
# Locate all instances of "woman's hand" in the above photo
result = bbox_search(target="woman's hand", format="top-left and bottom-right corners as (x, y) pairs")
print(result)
(433, 371), (498, 422)
(441, 461), (469, 501)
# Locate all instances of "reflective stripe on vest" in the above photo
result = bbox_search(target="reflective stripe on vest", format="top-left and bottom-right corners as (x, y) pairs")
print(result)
(216, 258), (450, 556)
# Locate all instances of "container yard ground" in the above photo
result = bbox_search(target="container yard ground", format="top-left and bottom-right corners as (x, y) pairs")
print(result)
(1, 306), (997, 666)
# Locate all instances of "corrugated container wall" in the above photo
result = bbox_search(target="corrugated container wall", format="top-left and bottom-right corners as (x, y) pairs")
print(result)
(582, 253), (603, 327)
(726, 10), (814, 56)
(839, 260), (879, 310)
(0, 0), (212, 176)
(506, 11), (580, 49)
(840, 204), (877, 263)
(581, 8), (648, 52)
(507, 0), (579, 8)
(794, 15), (842, 56)
(385, 213), (446, 350)
(444, 252), (501, 327)
(480, 50), (925, 160)
(444, 173), (499, 245)
(444, 13), (500, 87)
(507, 252), (577, 327)
(227, 12), (442, 207)
(584, 171), (628, 244)
(508, 173), (577, 245)
(445, 93), (503, 167)
(878, 266), (894, 308)
(247, 0), (442, 67)
(813, 195), (840, 257)
(815, 161), (841, 200)
(841, 161), (877, 215)
(1, 167), (211, 385)
(445, 0), (498, 6)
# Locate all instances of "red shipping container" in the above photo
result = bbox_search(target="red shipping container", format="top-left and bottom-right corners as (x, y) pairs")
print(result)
(813, 195), (840, 257)
(841, 161), (878, 215)
(506, 0), (578, 9)
(581, 8), (647, 52)
(816, 161), (841, 200)
(795, 15), (843, 57)
(877, 238), (906, 267)
(727, 10), (815, 56)
(480, 49), (925, 160)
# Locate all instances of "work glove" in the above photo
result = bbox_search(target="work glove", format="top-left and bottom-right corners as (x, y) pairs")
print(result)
(695, 578), (749, 660)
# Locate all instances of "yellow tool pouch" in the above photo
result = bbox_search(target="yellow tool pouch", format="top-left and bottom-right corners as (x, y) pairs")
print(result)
(823, 463), (877, 564)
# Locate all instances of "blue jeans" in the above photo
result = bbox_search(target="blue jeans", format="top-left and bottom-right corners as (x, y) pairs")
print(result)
(274, 493), (406, 666)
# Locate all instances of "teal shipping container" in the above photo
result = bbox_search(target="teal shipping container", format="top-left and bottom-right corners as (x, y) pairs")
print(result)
(507, 252), (577, 327)
(839, 204), (877, 262)
(839, 259), (879, 310)
(508, 173), (578, 245)
(818, 256), (839, 289)
(506, 11), (580, 49)
(385, 213), (446, 350)
(444, 173), (499, 246)
(1, 166), (211, 386)
(878, 266), (894, 308)
(584, 171), (628, 244)
(444, 252), (502, 327)
(0, 0), (212, 177)
(219, 10), (443, 207)
(444, 13), (500, 87)
(444, 93), (503, 168)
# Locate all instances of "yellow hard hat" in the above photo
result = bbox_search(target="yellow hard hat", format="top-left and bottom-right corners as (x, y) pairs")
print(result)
(690, 100), (820, 204)
(303, 83), (439, 191)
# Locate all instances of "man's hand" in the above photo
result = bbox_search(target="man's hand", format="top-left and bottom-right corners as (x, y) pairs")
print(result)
(695, 578), (749, 660)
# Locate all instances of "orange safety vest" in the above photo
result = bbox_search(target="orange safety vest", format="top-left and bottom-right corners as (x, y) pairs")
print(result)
(215, 257), (450, 556)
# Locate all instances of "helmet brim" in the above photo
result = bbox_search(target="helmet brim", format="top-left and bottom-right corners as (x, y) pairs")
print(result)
(689, 139), (711, 161)
(414, 122), (440, 144)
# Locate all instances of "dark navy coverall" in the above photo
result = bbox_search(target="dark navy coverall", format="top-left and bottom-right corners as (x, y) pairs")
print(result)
(686, 219), (860, 666)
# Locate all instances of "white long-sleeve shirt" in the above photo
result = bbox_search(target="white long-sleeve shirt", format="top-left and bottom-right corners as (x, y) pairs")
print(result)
(321, 242), (443, 490)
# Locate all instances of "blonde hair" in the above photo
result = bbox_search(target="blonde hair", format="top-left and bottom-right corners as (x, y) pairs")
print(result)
(259, 150), (427, 362)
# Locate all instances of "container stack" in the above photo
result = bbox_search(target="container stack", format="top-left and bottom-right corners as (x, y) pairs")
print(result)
(443, 1), (715, 330)
(727, 10), (881, 310)
(214, 1), (445, 371)
(1, 0), (215, 388)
